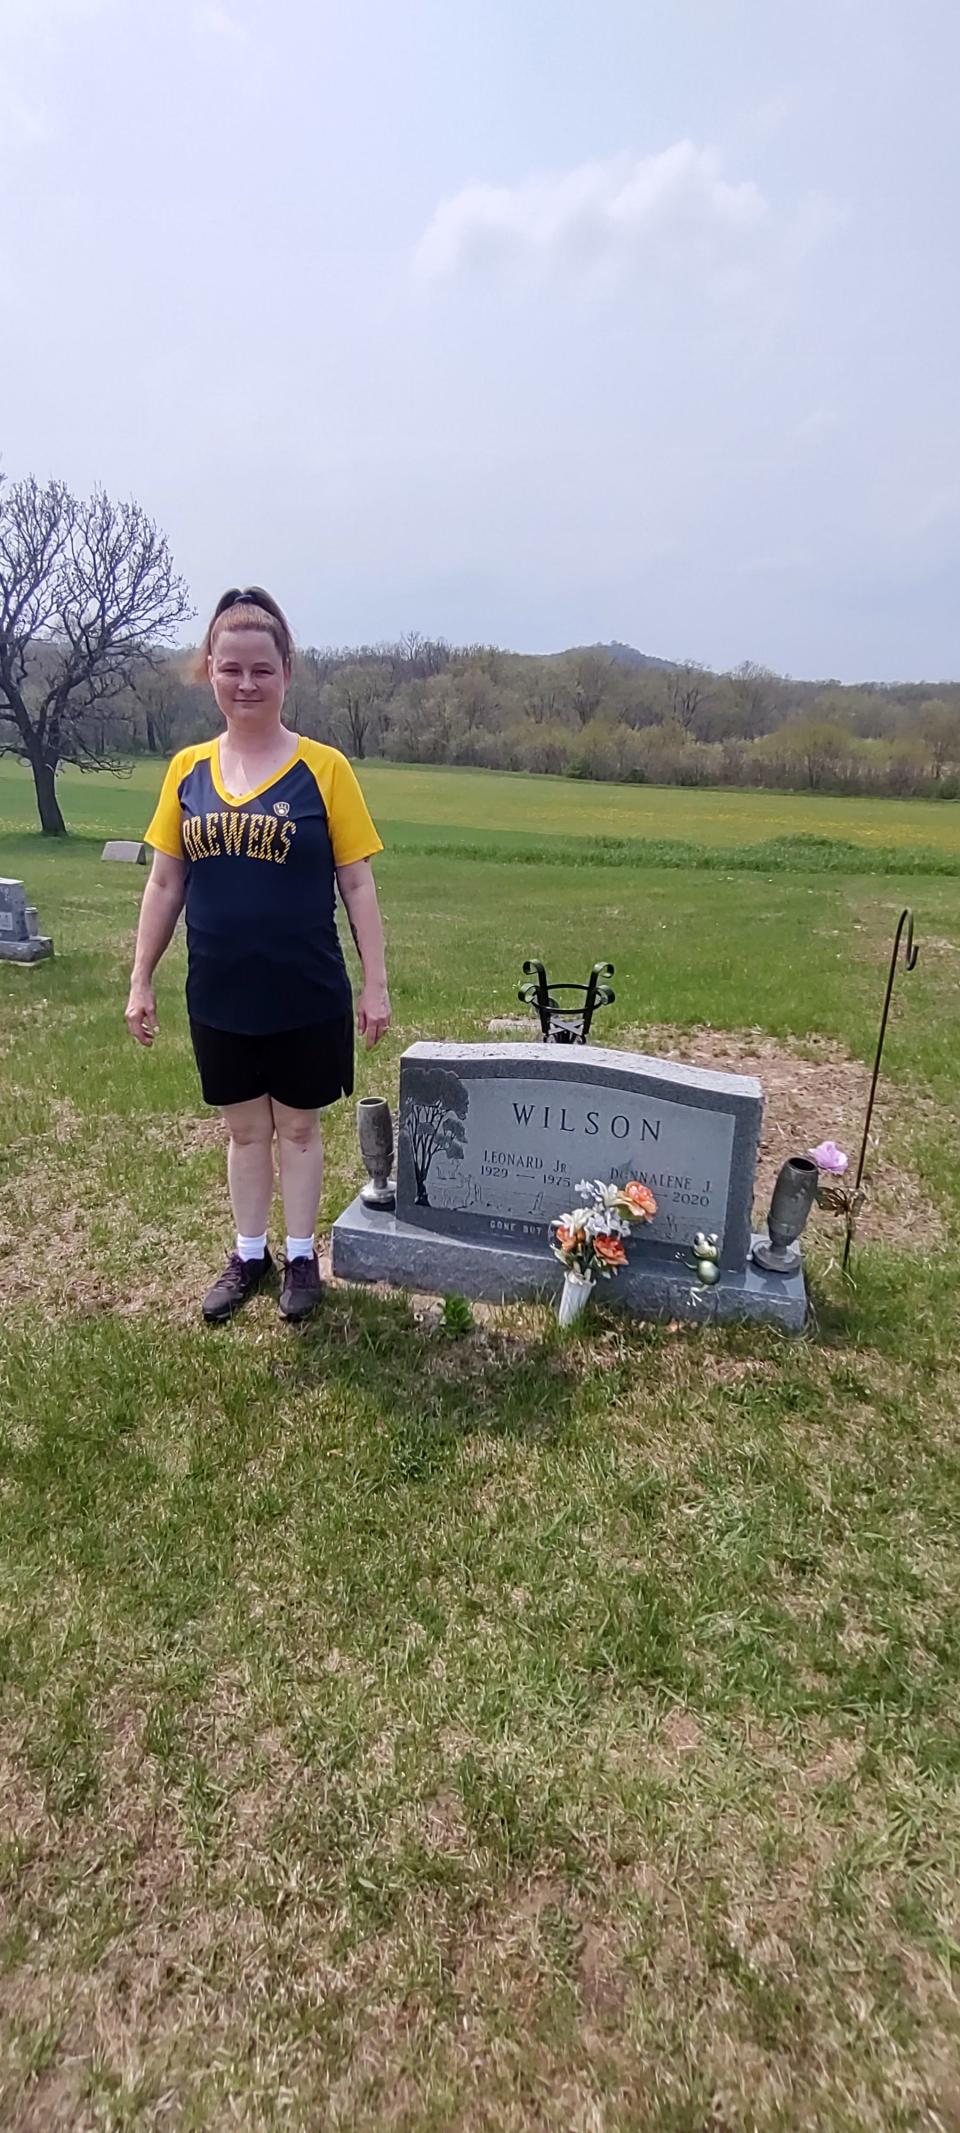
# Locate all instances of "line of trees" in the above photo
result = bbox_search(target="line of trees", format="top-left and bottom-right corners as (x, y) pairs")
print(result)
(2, 470), (959, 834)
(109, 639), (960, 801)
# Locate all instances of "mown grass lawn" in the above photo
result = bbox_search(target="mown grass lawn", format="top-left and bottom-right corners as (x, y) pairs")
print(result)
(1, 759), (960, 2131)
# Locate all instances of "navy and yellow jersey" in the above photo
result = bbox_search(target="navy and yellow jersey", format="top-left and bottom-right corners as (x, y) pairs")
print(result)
(144, 736), (383, 1035)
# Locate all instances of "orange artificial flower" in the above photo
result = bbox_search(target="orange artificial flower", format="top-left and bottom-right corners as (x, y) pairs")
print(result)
(620, 1181), (657, 1220)
(554, 1222), (586, 1254)
(594, 1233), (627, 1267)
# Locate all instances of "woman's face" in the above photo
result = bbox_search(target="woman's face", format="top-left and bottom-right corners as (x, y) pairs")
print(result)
(208, 628), (289, 726)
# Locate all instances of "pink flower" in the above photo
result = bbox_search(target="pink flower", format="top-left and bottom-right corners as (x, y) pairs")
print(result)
(810, 1140), (849, 1175)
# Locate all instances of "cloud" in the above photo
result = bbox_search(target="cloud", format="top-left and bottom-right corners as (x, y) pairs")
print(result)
(416, 142), (768, 285)
(196, 3), (249, 41)
(908, 487), (960, 539)
(751, 90), (797, 139)
(0, 0), (114, 160)
(793, 405), (841, 444)
(0, 75), (53, 146)
(2, 0), (113, 33)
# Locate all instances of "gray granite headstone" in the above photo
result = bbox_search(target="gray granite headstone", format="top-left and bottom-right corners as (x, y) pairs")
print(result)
(102, 840), (148, 863)
(0, 879), (53, 964)
(332, 1040), (806, 1330)
(394, 1042), (757, 1264)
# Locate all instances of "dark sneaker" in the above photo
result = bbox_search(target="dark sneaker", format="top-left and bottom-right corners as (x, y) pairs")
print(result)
(279, 1251), (323, 1322)
(202, 1247), (274, 1324)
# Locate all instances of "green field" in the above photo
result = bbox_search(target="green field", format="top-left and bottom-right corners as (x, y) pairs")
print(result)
(2, 757), (960, 2131)
(3, 753), (960, 854)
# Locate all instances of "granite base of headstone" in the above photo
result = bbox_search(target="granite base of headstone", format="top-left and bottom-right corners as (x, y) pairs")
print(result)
(102, 840), (148, 863)
(0, 878), (53, 963)
(331, 1041), (806, 1331)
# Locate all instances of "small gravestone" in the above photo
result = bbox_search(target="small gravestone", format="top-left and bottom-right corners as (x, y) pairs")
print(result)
(332, 1040), (806, 1329)
(102, 840), (148, 863)
(0, 878), (53, 963)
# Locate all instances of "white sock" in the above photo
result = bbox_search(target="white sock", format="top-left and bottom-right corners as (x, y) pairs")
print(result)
(285, 1234), (314, 1262)
(236, 1232), (268, 1263)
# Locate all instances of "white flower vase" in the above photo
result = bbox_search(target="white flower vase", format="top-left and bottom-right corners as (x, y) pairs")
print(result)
(558, 1269), (595, 1328)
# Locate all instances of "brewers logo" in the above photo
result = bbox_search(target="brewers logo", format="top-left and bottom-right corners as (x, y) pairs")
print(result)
(273, 800), (290, 817)
(182, 811), (296, 863)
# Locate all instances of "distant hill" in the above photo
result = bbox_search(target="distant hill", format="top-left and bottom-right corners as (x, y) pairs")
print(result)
(558, 640), (677, 672)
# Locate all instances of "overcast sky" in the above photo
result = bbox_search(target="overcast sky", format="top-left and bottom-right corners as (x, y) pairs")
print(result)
(2, 0), (957, 679)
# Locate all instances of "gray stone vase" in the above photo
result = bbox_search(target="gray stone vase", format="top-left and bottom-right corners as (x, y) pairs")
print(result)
(357, 1097), (396, 1210)
(753, 1156), (819, 1273)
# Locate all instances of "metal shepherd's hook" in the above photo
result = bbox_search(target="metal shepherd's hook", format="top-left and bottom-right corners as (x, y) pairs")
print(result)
(842, 908), (919, 1275)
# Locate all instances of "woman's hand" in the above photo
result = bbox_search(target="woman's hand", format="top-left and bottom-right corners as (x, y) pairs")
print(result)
(357, 984), (391, 1049)
(126, 857), (184, 1049)
(125, 978), (158, 1047)
(337, 860), (391, 1049)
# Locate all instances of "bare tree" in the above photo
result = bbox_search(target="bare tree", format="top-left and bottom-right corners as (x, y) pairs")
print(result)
(914, 698), (960, 781)
(333, 662), (389, 759)
(0, 473), (191, 833)
(668, 660), (707, 734)
(282, 649), (333, 738)
(132, 658), (186, 756)
(453, 663), (498, 733)
(727, 660), (779, 737)
(569, 650), (613, 727)
(396, 630), (451, 681)
(523, 667), (564, 725)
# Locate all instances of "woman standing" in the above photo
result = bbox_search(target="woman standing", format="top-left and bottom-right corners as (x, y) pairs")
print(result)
(125, 587), (390, 1324)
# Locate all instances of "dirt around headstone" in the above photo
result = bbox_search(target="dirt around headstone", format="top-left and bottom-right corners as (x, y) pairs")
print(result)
(623, 1025), (939, 1252)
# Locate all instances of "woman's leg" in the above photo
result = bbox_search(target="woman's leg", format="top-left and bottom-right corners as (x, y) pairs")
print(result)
(201, 1095), (277, 1322)
(271, 1100), (324, 1318)
(223, 1095), (276, 1238)
(271, 1099), (323, 1243)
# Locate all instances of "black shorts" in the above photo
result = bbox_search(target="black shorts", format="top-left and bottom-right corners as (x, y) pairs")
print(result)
(189, 1015), (355, 1112)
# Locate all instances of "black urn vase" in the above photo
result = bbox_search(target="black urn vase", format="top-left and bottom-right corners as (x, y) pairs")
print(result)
(752, 1156), (818, 1274)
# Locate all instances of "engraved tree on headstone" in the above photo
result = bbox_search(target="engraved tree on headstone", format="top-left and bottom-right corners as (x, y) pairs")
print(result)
(402, 1065), (469, 1206)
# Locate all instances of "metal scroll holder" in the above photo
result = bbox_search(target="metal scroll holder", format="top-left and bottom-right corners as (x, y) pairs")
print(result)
(518, 960), (615, 1044)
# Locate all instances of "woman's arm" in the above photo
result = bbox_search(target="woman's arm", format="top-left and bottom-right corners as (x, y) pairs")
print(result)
(336, 858), (391, 1048)
(125, 850), (187, 1047)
